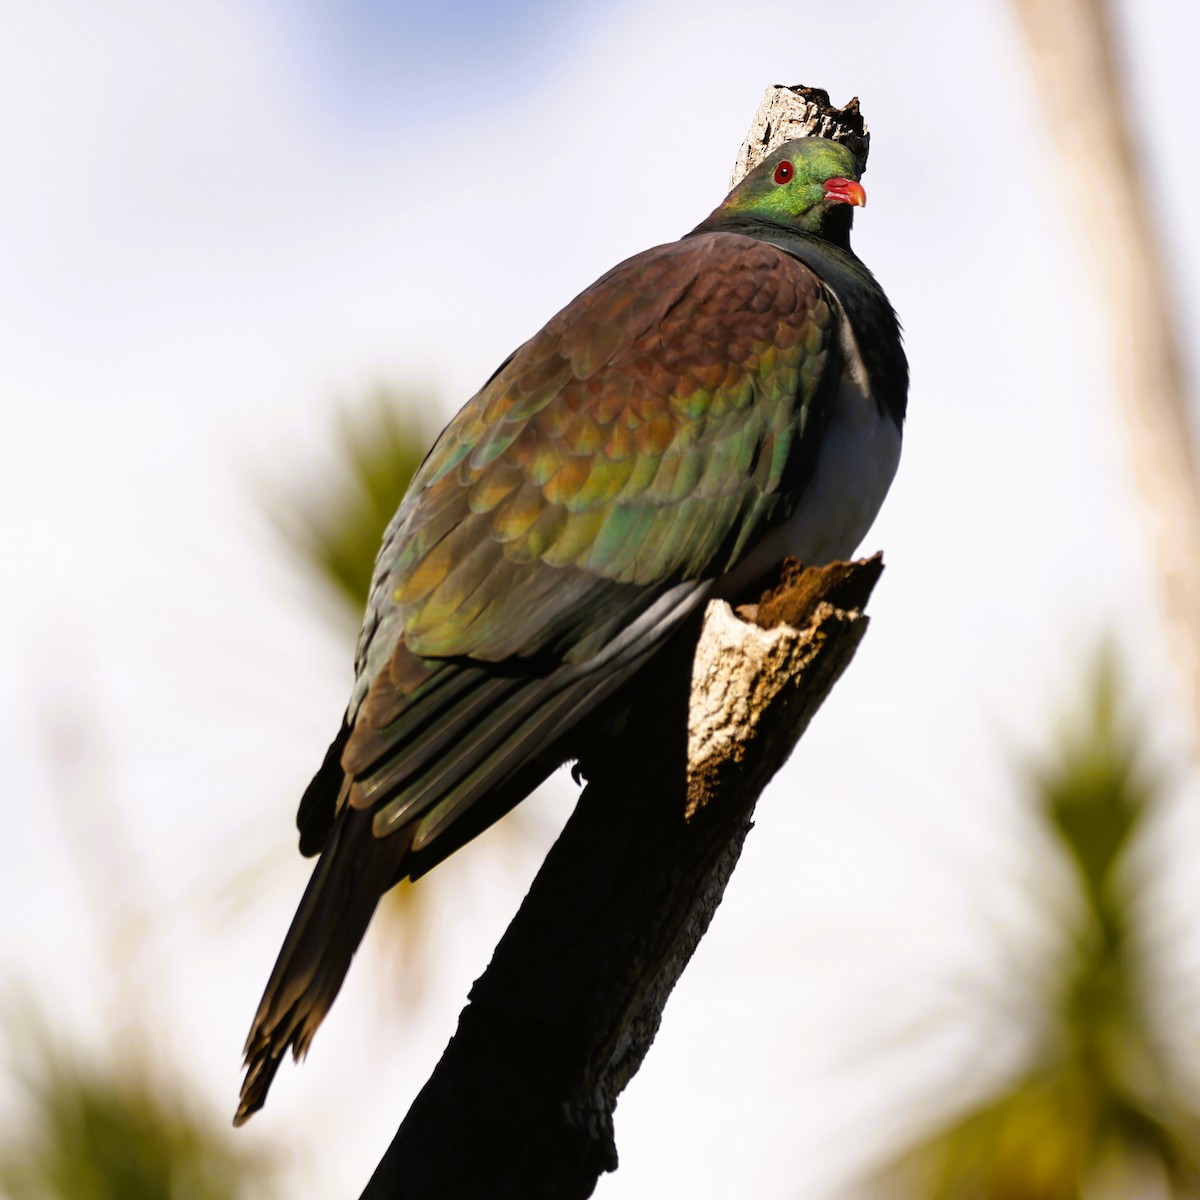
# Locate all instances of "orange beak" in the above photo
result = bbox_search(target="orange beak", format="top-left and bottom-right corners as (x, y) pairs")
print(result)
(824, 178), (866, 207)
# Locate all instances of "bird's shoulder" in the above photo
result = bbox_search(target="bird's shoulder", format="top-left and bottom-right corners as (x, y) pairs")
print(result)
(416, 232), (835, 497)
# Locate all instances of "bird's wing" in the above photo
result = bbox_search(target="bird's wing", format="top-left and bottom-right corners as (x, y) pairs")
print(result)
(303, 232), (842, 858)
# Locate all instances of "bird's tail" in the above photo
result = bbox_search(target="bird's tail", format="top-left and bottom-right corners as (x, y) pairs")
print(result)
(235, 808), (411, 1125)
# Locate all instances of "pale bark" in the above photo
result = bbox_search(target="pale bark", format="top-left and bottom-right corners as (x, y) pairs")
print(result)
(729, 84), (869, 186)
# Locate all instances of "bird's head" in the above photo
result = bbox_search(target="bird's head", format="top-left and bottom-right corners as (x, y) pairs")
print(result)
(714, 137), (866, 245)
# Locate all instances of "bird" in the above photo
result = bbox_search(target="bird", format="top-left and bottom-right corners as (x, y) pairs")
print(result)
(236, 135), (907, 1124)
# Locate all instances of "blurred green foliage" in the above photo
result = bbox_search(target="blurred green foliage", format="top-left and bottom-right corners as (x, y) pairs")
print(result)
(0, 691), (289, 1199)
(0, 1007), (281, 1200)
(874, 652), (1200, 1199)
(0, 390), (446, 1198)
(270, 387), (436, 620)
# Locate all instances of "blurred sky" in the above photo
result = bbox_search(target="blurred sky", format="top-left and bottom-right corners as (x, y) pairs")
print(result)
(2, 0), (1200, 1195)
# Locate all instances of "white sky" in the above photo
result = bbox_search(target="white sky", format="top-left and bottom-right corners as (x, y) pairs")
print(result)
(2, 0), (1199, 1195)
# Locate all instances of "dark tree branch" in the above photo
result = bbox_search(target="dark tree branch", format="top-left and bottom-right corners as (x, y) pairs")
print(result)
(360, 87), (877, 1200)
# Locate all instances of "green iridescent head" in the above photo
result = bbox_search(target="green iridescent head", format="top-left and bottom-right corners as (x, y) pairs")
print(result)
(714, 137), (866, 242)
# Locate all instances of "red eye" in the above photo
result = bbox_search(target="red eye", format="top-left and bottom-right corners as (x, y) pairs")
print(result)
(773, 161), (794, 184)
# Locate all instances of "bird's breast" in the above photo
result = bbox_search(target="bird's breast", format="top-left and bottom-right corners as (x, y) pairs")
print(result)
(718, 306), (902, 596)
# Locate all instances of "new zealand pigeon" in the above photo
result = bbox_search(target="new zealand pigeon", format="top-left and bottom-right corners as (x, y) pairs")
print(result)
(236, 135), (907, 1123)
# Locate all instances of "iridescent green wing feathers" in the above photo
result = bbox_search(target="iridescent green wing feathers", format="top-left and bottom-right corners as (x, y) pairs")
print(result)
(316, 233), (841, 857)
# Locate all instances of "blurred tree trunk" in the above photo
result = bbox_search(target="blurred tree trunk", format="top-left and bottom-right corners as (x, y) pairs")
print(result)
(1010, 0), (1200, 746)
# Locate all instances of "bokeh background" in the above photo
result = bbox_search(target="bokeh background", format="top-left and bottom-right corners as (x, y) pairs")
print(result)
(3, 0), (1200, 1195)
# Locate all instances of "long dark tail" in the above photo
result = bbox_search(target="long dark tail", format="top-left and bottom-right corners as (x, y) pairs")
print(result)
(235, 807), (410, 1125)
